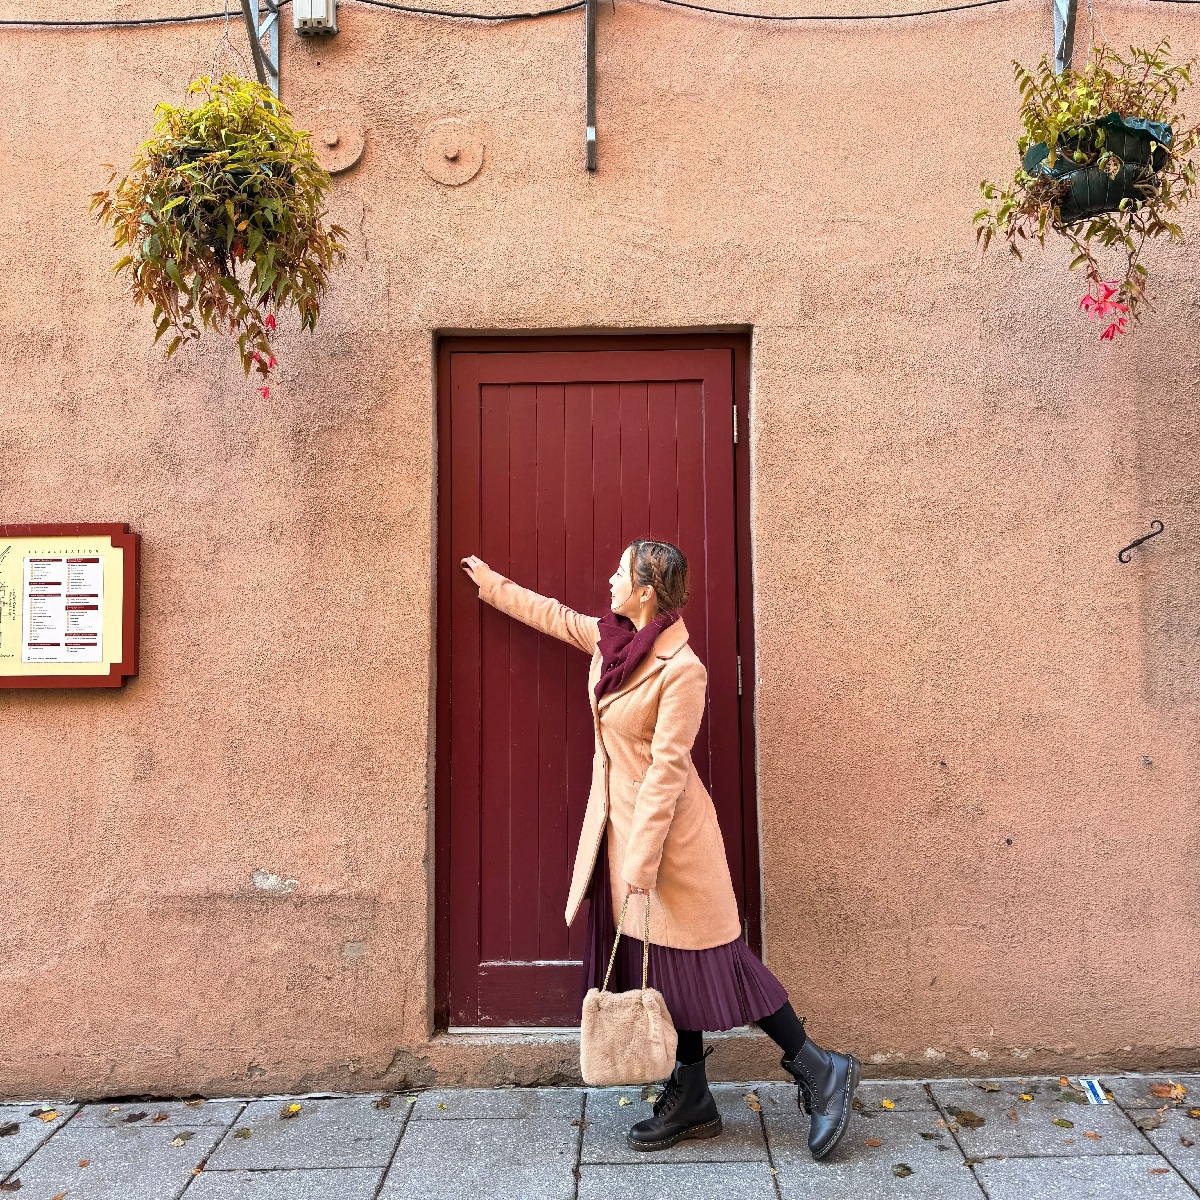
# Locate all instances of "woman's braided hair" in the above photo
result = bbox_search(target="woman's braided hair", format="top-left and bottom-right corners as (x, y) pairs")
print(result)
(628, 538), (689, 613)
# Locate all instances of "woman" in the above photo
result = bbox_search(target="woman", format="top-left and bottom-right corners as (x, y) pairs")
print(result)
(460, 539), (859, 1159)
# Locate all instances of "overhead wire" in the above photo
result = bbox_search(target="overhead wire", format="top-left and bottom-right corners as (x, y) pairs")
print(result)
(0, 0), (1197, 28)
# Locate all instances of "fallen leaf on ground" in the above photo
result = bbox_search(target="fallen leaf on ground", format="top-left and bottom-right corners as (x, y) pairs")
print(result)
(1137, 1114), (1166, 1131)
(0, 1181), (21, 1193)
(1059, 1076), (1070, 1086)
(34, 1112), (59, 1123)
(372, 1096), (392, 1110)
(742, 1094), (761, 1113)
(891, 1163), (913, 1177)
(0, 1124), (18, 1137)
(169, 1132), (195, 1147)
(1019, 1094), (1033, 1102)
(974, 1081), (1000, 1092)
(280, 1104), (302, 1120)
(918, 1131), (941, 1140)
(865, 1137), (882, 1147)
(406, 1097), (418, 1106)
(234, 1129), (252, 1140)
(1181, 1137), (1194, 1148)
(956, 1111), (986, 1130)
(183, 1100), (205, 1108)
(78, 1160), (90, 1167)
(50, 1193), (66, 1200)
(881, 1099), (896, 1110)
(963, 1157), (984, 1166)
(1084, 1131), (1101, 1140)
(152, 1114), (169, 1124)
(570, 1119), (589, 1129)
(935, 1119), (949, 1128)
(1149, 1168), (1171, 1175)
(617, 1097), (632, 1107)
(1053, 1118), (1074, 1129)
(436, 1103), (447, 1112)
(124, 1112), (148, 1124)
(1007, 1111), (1018, 1121)
(1151, 1083), (1187, 1101)
(1185, 1108), (1200, 1120)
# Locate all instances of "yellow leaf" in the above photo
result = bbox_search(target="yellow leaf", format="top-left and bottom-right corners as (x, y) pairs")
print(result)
(287, 1104), (301, 1113)
(881, 1099), (896, 1110)
(1020, 1094), (1033, 1102)
(36, 1112), (59, 1122)
(618, 1097), (632, 1107)
(742, 1094), (762, 1113)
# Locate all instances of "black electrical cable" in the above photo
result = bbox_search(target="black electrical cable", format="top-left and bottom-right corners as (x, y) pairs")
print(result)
(0, 0), (1196, 28)
(349, 0), (583, 17)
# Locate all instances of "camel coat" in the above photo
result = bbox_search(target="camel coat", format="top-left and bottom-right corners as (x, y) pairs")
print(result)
(478, 569), (743, 951)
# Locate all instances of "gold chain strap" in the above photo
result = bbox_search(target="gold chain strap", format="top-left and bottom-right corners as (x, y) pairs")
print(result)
(600, 890), (652, 993)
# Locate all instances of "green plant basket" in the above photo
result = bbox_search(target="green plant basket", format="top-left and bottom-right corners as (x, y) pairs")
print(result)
(1022, 113), (1174, 224)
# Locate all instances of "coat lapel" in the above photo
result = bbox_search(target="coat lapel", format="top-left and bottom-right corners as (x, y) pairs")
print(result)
(595, 618), (689, 711)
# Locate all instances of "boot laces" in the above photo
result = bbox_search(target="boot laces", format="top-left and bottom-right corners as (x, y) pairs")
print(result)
(653, 1074), (682, 1116)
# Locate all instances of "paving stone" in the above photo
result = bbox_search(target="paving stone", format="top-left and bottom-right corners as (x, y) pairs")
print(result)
(973, 1154), (1195, 1199)
(579, 1160), (778, 1199)
(187, 1166), (384, 1199)
(379, 1116), (577, 1200)
(929, 1078), (1149, 1157)
(410, 1087), (583, 1121)
(581, 1083), (767, 1164)
(4, 1121), (224, 1200)
(1104, 1075), (1200, 1111)
(1126, 1105), (1200, 1188)
(0, 1104), (78, 1177)
(854, 1081), (937, 1111)
(763, 1097), (980, 1199)
(206, 1097), (407, 1170)
(73, 1099), (244, 1129)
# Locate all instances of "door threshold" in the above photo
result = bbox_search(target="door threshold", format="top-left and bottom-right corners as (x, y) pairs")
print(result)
(437, 1026), (581, 1043)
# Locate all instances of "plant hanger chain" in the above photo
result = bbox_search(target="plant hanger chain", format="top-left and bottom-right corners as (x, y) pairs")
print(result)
(208, 0), (252, 82)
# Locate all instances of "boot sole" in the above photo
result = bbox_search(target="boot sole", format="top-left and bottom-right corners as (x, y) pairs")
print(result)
(813, 1055), (861, 1162)
(627, 1116), (724, 1152)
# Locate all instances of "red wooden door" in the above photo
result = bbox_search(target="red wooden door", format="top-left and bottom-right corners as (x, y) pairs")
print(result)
(436, 337), (756, 1027)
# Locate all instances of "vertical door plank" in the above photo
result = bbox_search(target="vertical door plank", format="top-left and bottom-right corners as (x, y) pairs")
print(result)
(480, 382), (515, 967)
(647, 381), (680, 544)
(563, 382), (596, 959)
(698, 359), (743, 906)
(448, 354), (484, 1024)
(535, 383), (569, 960)
(505, 383), (541, 963)
(619, 382), (650, 546)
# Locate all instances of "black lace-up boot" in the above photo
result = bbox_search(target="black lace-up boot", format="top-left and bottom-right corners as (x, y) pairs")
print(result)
(781, 1037), (860, 1160)
(626, 1048), (723, 1151)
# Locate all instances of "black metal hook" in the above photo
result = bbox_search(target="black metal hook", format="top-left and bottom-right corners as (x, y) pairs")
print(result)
(1117, 520), (1165, 564)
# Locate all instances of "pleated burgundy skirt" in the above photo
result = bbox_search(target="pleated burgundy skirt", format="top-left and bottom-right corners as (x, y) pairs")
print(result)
(580, 829), (789, 1032)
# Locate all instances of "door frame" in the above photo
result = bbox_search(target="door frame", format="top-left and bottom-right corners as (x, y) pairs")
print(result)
(433, 331), (758, 1031)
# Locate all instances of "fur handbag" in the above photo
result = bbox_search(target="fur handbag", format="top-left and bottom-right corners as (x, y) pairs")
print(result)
(580, 892), (678, 1086)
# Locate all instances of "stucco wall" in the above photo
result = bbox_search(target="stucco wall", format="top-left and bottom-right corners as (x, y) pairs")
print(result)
(0, 0), (1197, 1098)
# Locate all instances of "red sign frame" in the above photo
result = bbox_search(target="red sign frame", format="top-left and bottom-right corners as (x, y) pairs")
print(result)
(0, 523), (140, 689)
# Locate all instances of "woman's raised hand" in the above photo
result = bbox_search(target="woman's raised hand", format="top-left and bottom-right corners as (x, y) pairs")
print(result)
(460, 554), (490, 586)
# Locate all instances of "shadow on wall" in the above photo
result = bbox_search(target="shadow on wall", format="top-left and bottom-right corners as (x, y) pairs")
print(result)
(1129, 316), (1200, 707)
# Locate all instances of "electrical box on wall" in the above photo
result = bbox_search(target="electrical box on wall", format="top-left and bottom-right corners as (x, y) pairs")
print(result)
(294, 0), (337, 34)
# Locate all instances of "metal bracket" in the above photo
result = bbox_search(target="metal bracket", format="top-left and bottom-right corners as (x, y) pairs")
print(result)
(585, 0), (597, 170)
(1054, 0), (1078, 73)
(240, 0), (281, 96)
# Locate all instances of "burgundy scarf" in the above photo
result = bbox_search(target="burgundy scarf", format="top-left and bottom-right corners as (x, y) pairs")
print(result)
(594, 607), (680, 703)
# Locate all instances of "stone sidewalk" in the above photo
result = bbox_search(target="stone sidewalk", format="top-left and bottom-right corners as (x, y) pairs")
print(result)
(2, 1073), (1198, 1199)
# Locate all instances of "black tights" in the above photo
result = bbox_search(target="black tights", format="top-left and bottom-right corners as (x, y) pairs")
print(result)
(675, 1001), (806, 1066)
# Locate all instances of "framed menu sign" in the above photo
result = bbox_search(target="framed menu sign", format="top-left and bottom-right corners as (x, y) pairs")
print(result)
(0, 523), (140, 688)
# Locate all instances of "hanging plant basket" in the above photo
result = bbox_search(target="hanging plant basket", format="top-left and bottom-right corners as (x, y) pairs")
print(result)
(974, 41), (1200, 339)
(90, 75), (348, 379)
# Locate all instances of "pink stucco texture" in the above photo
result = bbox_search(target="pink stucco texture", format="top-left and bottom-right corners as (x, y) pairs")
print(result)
(0, 0), (1197, 1097)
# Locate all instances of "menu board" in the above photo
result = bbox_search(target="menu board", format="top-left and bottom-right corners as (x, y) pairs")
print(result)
(0, 524), (139, 688)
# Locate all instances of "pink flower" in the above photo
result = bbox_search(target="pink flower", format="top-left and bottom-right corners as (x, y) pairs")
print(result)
(1099, 317), (1128, 340)
(267, 355), (278, 370)
(1080, 281), (1129, 323)
(258, 386), (270, 399)
(264, 314), (277, 332)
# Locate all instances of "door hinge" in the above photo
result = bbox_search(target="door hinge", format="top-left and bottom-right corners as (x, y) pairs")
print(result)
(733, 404), (738, 444)
(736, 654), (742, 695)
